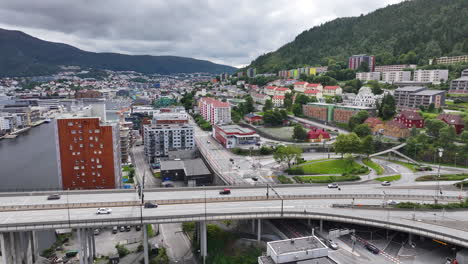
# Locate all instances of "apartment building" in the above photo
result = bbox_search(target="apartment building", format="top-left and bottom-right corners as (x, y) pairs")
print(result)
(394, 86), (446, 109)
(348, 54), (375, 72)
(413, 70), (449, 84)
(435, 55), (468, 65)
(375, 64), (417, 72)
(303, 103), (374, 124)
(152, 108), (189, 125)
(213, 124), (259, 148)
(143, 124), (195, 162)
(449, 69), (468, 94)
(55, 116), (121, 190)
(381, 71), (411, 83)
(247, 68), (256, 78)
(198, 97), (231, 125)
(322, 86), (343, 96)
(356, 72), (381, 81)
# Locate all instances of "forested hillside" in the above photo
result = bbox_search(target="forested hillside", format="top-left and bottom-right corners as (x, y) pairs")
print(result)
(248, 0), (468, 73)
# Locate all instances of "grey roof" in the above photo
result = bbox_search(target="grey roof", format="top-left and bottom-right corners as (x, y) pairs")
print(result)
(160, 160), (184, 171)
(259, 256), (336, 264)
(453, 76), (468, 81)
(183, 159), (210, 176)
(269, 236), (326, 255)
(414, 90), (445, 96)
(395, 86), (426, 92)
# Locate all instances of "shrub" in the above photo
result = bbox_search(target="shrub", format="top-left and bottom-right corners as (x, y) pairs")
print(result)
(116, 244), (130, 258)
(287, 167), (304, 175)
(278, 175), (294, 184)
(182, 222), (195, 233)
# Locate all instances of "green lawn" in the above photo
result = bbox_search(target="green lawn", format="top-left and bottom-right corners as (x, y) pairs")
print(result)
(294, 175), (360, 183)
(153, 172), (161, 178)
(375, 175), (401, 182)
(122, 165), (132, 172)
(416, 174), (468, 181)
(420, 112), (438, 120)
(298, 159), (365, 175)
(362, 158), (384, 175)
(257, 126), (295, 141)
(390, 160), (419, 172)
(277, 175), (294, 184)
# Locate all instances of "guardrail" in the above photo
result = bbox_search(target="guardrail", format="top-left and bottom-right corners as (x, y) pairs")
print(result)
(0, 193), (461, 212)
(1, 209), (467, 248)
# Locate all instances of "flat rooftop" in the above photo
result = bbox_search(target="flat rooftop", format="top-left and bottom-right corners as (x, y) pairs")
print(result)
(259, 256), (336, 264)
(414, 90), (445, 96)
(395, 86), (426, 92)
(269, 236), (326, 256)
(218, 125), (256, 134)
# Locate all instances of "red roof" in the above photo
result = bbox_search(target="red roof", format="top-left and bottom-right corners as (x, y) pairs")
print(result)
(324, 86), (341, 90)
(294, 81), (307, 85)
(397, 111), (423, 121)
(364, 117), (383, 128)
(437, 114), (463, 125)
(306, 83), (321, 87)
(201, 97), (230, 107)
(273, 95), (285, 100)
(305, 90), (319, 94)
(307, 129), (330, 139)
(387, 120), (408, 129)
(275, 87), (290, 91)
(266, 86), (277, 90)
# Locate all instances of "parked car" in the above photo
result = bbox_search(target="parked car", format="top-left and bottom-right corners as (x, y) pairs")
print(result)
(93, 229), (100, 235)
(381, 181), (391, 186)
(387, 200), (399, 206)
(112, 226), (118, 234)
(125, 226), (131, 232)
(120, 226), (126, 232)
(47, 194), (61, 200)
(219, 188), (231, 195)
(365, 243), (380, 254)
(328, 183), (339, 188)
(328, 239), (339, 250)
(251, 176), (258, 181)
(144, 202), (158, 208)
(136, 225), (142, 231)
(96, 208), (112, 214)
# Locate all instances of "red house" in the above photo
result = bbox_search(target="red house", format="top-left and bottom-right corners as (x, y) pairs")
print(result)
(394, 111), (424, 128)
(244, 113), (263, 124)
(437, 114), (465, 134)
(307, 128), (330, 143)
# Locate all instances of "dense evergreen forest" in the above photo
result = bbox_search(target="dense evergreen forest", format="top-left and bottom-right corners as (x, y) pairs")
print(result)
(248, 0), (468, 73)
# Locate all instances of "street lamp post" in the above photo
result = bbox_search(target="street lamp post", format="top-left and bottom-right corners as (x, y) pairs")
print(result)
(435, 148), (444, 204)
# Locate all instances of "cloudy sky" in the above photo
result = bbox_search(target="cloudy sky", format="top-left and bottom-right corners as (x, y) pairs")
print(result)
(0, 0), (404, 67)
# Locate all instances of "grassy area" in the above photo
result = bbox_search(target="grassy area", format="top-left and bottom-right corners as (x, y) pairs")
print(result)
(362, 158), (384, 175)
(122, 165), (133, 172)
(153, 172), (161, 178)
(277, 175), (294, 184)
(420, 112), (439, 120)
(291, 159), (367, 175)
(389, 160), (419, 172)
(375, 175), (401, 182)
(147, 224), (155, 237)
(416, 174), (468, 181)
(294, 175), (360, 183)
(396, 200), (468, 210)
(257, 126), (295, 141)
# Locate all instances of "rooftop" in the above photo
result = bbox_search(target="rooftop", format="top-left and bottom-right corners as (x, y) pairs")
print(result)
(269, 236), (326, 256)
(216, 124), (257, 135)
(395, 86), (426, 92)
(414, 90), (445, 96)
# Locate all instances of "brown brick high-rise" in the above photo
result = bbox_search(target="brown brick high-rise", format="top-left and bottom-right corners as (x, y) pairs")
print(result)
(55, 117), (121, 190)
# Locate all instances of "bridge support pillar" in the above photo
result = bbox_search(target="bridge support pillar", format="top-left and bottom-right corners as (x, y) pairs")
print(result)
(77, 228), (95, 264)
(143, 224), (149, 264)
(252, 220), (255, 233)
(408, 233), (413, 244)
(308, 218), (311, 226)
(200, 221), (207, 259)
(320, 219), (323, 233)
(257, 219), (262, 241)
(1, 231), (37, 264)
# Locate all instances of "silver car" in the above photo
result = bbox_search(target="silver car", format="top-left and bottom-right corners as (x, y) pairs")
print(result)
(96, 208), (112, 214)
(328, 239), (339, 250)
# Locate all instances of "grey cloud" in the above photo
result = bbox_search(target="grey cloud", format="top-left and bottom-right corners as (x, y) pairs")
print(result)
(0, 0), (404, 67)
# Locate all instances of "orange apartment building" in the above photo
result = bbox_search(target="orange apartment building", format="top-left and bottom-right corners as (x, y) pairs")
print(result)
(55, 117), (121, 190)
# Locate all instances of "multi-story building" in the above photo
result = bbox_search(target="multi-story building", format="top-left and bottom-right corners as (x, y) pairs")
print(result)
(381, 71), (411, 83)
(413, 70), (449, 84)
(394, 111), (424, 128)
(348, 54), (375, 72)
(449, 69), (468, 94)
(272, 95), (285, 107)
(75, 90), (103, 99)
(304, 89), (323, 99)
(356, 72), (381, 81)
(120, 128), (131, 164)
(55, 115), (121, 190)
(198, 97), (231, 125)
(435, 55), (468, 65)
(351, 87), (384, 108)
(322, 86), (343, 96)
(143, 124), (195, 162)
(213, 124), (259, 148)
(247, 68), (256, 78)
(372, 120), (411, 139)
(251, 93), (270, 104)
(293, 82), (308, 92)
(375, 64), (417, 72)
(152, 108), (189, 125)
(303, 103), (374, 123)
(394, 86), (446, 109)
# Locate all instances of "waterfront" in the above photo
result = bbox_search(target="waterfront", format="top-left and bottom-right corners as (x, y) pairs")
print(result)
(0, 122), (60, 191)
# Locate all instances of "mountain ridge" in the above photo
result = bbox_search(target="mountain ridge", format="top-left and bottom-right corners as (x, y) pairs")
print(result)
(0, 28), (237, 77)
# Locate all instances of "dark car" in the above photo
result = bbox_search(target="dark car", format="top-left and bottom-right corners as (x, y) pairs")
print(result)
(47, 194), (61, 200)
(136, 225), (142, 231)
(219, 188), (231, 195)
(365, 244), (380, 254)
(119, 226), (126, 232)
(125, 226), (131, 232)
(112, 226), (118, 234)
(144, 202), (158, 208)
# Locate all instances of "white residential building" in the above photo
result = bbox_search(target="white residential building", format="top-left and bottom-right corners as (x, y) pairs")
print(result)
(322, 86), (343, 96)
(375, 64), (417, 72)
(413, 69), (449, 84)
(251, 93), (270, 104)
(198, 97), (231, 125)
(381, 71), (411, 83)
(356, 72), (381, 81)
(143, 124), (195, 162)
(351, 86), (384, 108)
(272, 95), (285, 107)
(293, 82), (308, 92)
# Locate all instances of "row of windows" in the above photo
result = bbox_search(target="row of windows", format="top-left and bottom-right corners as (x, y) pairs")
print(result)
(73, 164), (103, 170)
(71, 129), (101, 135)
(71, 150), (103, 155)
(69, 143), (104, 150)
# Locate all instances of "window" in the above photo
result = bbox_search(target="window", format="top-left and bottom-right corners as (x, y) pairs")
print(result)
(81, 172), (85, 176)
(89, 130), (93, 133)
(80, 144), (83, 148)
(95, 129), (100, 133)
(69, 145), (73, 150)
(91, 158), (95, 162)
(100, 144), (103, 149)
(97, 165), (102, 169)
(74, 166), (79, 170)
(68, 122), (73, 126)
(81, 166), (85, 169)
(71, 130), (76, 134)
(89, 136), (93, 140)
(90, 144), (94, 148)
(96, 158), (100, 164)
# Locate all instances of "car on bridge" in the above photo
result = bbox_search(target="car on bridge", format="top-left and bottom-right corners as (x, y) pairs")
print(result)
(327, 239), (339, 250)
(144, 202), (159, 208)
(327, 183), (339, 188)
(47, 194), (61, 200)
(381, 181), (391, 186)
(219, 188), (231, 195)
(96, 208), (112, 214)
(364, 243), (380, 254)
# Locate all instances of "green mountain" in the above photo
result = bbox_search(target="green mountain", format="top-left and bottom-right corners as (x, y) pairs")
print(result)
(248, 0), (468, 73)
(0, 28), (237, 77)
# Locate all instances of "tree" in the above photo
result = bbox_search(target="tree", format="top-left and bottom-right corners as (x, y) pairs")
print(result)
(425, 119), (447, 139)
(292, 104), (303, 117)
(295, 94), (310, 105)
(292, 124), (308, 141)
(243, 96), (255, 114)
(360, 135), (375, 157)
(263, 99), (273, 112)
(334, 133), (361, 157)
(348, 111), (369, 130)
(357, 61), (370, 72)
(366, 80), (383, 95)
(378, 94), (396, 120)
(353, 124), (372, 138)
(273, 145), (303, 168)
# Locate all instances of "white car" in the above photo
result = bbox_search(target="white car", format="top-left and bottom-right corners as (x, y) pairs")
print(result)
(381, 181), (391, 186)
(328, 183), (339, 188)
(96, 208), (112, 214)
(328, 239), (339, 250)
(387, 200), (399, 206)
